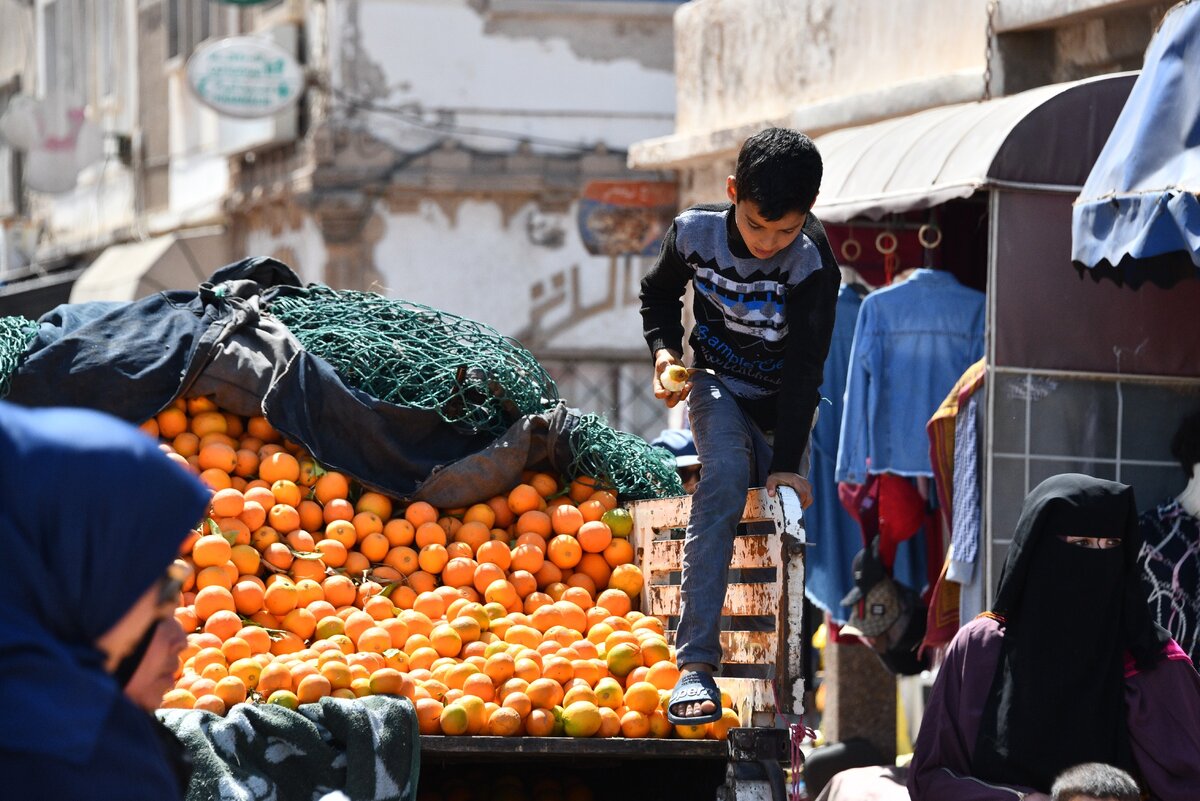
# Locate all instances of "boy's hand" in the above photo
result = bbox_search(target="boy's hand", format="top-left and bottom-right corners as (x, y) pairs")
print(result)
(766, 472), (814, 509)
(653, 349), (691, 408)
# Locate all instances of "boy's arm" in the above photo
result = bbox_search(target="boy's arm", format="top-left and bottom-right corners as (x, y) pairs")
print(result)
(640, 222), (692, 406)
(767, 225), (840, 480)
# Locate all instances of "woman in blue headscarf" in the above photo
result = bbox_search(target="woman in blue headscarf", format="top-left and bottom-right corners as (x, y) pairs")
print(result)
(0, 400), (209, 800)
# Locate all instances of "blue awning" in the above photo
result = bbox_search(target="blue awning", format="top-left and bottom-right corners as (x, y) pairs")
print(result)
(1072, 0), (1200, 287)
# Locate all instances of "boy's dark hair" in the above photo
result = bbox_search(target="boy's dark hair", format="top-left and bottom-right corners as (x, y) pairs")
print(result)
(1171, 408), (1200, 479)
(1050, 762), (1140, 801)
(733, 127), (823, 220)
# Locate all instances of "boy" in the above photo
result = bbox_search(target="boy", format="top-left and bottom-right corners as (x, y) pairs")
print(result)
(640, 127), (839, 724)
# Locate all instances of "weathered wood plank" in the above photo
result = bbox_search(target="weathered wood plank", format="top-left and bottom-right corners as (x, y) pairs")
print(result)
(646, 581), (781, 618)
(645, 532), (782, 578)
(714, 677), (777, 726)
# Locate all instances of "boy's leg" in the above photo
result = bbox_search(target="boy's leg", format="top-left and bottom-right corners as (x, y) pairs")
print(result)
(670, 374), (755, 721)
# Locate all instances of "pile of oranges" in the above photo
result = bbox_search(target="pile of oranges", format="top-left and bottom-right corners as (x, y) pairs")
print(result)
(141, 396), (738, 740)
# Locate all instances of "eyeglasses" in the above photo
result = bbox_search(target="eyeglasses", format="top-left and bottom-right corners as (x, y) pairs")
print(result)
(156, 560), (191, 605)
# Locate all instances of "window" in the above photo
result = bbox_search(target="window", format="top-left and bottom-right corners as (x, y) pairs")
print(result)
(986, 369), (1200, 596)
(166, 0), (236, 61)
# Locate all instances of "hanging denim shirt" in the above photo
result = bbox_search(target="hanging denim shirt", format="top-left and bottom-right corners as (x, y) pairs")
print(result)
(835, 269), (985, 483)
(805, 283), (868, 621)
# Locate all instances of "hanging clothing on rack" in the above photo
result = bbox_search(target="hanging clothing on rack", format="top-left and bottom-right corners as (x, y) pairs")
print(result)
(835, 269), (985, 483)
(806, 283), (867, 621)
(1138, 499), (1200, 666)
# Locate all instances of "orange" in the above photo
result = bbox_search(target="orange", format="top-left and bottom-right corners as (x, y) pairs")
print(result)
(210, 488), (245, 519)
(417, 543), (448, 574)
(297, 499), (324, 533)
(382, 518), (415, 547)
(568, 573), (598, 597)
(404, 501), (439, 528)
(546, 535), (582, 569)
(515, 510), (552, 538)
(194, 585), (236, 621)
(356, 626), (392, 654)
(470, 562), (505, 596)
(608, 564), (644, 598)
(525, 707), (556, 736)
(414, 522), (447, 548)
(485, 495), (515, 529)
(171, 432), (200, 459)
(259, 452), (300, 484)
(233, 449), (260, 479)
(588, 491), (618, 511)
(452, 521), (489, 553)
(359, 531), (390, 563)
(576, 521), (612, 554)
(236, 626), (272, 655)
(429, 624), (463, 658)
(461, 503), (495, 528)
(550, 504), (584, 536)
(472, 539), (509, 571)
(529, 472), (559, 498)
(307, 471), (345, 505)
(197, 442), (237, 474)
(383, 545), (418, 575)
(196, 564), (234, 592)
(508, 570), (537, 599)
(510, 543), (545, 574)
(204, 609), (243, 641)
(323, 519), (357, 549)
(352, 510), (384, 542)
(603, 537), (634, 567)
(405, 570), (437, 596)
(190, 409), (226, 437)
(343, 550), (371, 576)
(620, 709), (651, 738)
(361, 594), (396, 621)
(575, 553), (611, 591)
(507, 484), (541, 516)
(323, 498), (355, 524)
(212, 675), (248, 709)
(484, 580), (519, 609)
(285, 529), (317, 554)
(266, 504), (299, 534)
(271, 479), (303, 508)
(192, 534), (233, 569)
(353, 491), (392, 520)
(313, 538), (347, 568)
(532, 560), (563, 590)
(282, 607), (317, 640)
(264, 581), (299, 617)
(156, 407), (189, 439)
(645, 661), (681, 691)
(244, 416), (278, 443)
(296, 673), (333, 705)
(525, 678), (564, 710)
(578, 499), (606, 523)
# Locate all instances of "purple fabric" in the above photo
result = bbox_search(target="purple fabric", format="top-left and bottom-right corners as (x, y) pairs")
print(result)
(908, 616), (1200, 800)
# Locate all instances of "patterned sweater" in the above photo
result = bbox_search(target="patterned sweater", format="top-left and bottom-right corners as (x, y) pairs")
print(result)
(639, 203), (839, 474)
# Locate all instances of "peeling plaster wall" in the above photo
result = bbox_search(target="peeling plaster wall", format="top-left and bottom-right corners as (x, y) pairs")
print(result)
(672, 0), (991, 135)
(373, 198), (650, 355)
(330, 0), (677, 153)
(243, 214), (329, 286)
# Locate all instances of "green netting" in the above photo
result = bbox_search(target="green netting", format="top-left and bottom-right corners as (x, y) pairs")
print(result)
(0, 315), (37, 399)
(567, 413), (684, 501)
(267, 286), (559, 436)
(267, 287), (682, 501)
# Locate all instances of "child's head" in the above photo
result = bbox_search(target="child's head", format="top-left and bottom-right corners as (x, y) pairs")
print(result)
(1050, 762), (1140, 801)
(726, 127), (823, 260)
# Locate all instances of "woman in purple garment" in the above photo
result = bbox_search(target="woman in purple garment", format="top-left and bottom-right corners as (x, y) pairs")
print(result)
(908, 473), (1200, 801)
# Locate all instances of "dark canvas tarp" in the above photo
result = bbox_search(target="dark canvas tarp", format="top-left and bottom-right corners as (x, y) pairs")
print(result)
(5, 258), (575, 505)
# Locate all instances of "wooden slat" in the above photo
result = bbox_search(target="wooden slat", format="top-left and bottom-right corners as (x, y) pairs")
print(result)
(710, 630), (777, 664)
(645, 532), (782, 578)
(646, 581), (781, 618)
(714, 677), (776, 727)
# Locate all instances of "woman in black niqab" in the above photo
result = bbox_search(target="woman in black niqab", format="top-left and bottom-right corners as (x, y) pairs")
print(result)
(972, 474), (1171, 791)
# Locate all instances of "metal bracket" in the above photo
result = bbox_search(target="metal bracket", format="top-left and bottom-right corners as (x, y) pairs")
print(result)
(727, 727), (790, 763)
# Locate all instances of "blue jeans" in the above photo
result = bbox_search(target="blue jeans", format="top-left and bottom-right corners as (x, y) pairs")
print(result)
(675, 372), (776, 670)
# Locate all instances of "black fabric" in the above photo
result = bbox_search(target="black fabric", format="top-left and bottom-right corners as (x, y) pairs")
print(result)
(4, 257), (542, 500)
(972, 473), (1171, 792)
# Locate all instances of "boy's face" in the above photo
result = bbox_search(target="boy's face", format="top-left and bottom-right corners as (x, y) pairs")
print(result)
(726, 176), (808, 260)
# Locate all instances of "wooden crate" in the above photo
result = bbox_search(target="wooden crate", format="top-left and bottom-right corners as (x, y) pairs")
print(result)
(626, 487), (806, 728)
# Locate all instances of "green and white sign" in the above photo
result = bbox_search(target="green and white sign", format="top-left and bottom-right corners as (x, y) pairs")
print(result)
(187, 36), (304, 119)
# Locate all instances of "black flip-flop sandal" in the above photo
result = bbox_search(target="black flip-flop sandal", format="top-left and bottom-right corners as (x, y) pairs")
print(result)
(666, 670), (723, 726)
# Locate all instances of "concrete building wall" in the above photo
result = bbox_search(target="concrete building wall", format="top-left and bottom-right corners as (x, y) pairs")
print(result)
(327, 0), (678, 154)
